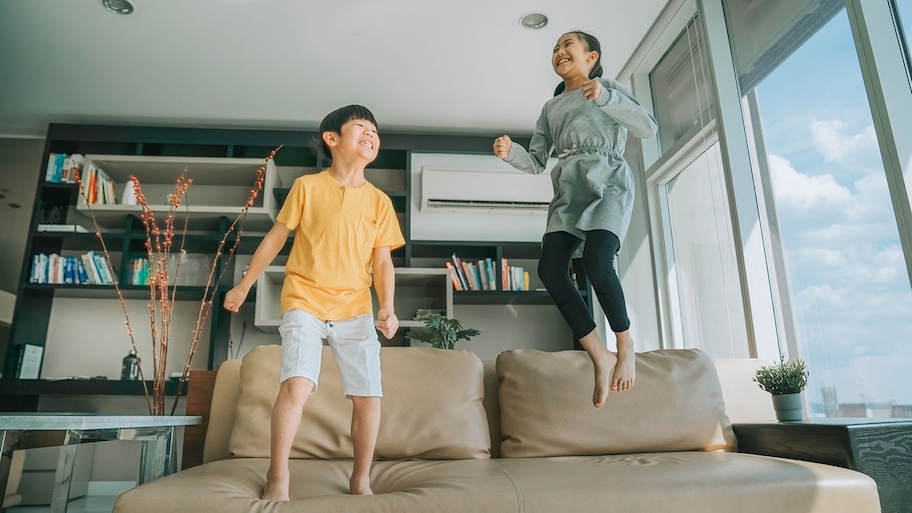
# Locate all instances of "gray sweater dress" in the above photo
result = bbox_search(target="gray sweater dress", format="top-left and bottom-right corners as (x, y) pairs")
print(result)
(504, 78), (657, 246)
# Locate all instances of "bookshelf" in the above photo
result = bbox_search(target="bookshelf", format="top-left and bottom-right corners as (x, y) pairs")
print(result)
(2, 123), (581, 394)
(74, 154), (278, 232)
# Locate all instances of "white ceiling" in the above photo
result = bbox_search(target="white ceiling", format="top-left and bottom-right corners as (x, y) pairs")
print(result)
(0, 0), (668, 138)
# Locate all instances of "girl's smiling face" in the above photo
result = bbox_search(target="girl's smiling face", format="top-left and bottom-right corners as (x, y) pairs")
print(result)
(552, 32), (599, 80)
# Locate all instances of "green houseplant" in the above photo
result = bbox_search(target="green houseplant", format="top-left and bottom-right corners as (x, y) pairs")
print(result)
(407, 313), (481, 350)
(753, 356), (809, 421)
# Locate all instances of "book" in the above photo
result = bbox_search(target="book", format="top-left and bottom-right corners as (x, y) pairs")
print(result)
(37, 224), (89, 233)
(444, 261), (462, 291)
(450, 253), (469, 291)
(16, 344), (44, 379)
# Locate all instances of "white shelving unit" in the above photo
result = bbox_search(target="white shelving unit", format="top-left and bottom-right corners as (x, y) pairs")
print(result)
(75, 154), (278, 231)
(254, 267), (453, 332)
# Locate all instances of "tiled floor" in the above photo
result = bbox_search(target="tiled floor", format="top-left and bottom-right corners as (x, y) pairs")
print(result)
(8, 495), (117, 513)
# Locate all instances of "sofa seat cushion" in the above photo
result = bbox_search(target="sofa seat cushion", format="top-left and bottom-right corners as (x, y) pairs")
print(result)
(494, 452), (880, 513)
(113, 458), (520, 513)
(497, 348), (736, 457)
(229, 345), (491, 460)
(113, 453), (880, 513)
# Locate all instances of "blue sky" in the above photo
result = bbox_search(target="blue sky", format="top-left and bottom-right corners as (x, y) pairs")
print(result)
(754, 9), (912, 406)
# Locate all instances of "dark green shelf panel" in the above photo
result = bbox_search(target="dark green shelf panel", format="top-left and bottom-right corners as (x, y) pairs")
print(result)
(22, 283), (224, 301)
(453, 290), (583, 306)
(0, 378), (185, 397)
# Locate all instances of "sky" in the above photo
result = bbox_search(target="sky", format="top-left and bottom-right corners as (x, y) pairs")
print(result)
(754, 9), (912, 407)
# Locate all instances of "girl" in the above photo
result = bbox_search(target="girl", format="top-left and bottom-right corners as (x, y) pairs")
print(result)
(493, 31), (657, 408)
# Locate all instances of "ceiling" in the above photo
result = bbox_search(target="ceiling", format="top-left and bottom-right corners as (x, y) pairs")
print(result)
(0, 0), (669, 139)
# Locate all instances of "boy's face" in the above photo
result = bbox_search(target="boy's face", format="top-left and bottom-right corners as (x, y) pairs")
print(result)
(326, 118), (380, 162)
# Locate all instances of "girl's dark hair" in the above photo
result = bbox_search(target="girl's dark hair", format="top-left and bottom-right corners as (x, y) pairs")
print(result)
(313, 104), (379, 162)
(553, 31), (603, 96)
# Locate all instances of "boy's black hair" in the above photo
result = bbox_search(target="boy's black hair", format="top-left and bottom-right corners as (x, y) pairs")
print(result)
(553, 31), (603, 96)
(313, 104), (379, 162)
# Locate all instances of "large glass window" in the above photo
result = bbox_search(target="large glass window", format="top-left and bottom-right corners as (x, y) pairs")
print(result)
(727, 2), (912, 417)
(897, 0), (912, 68)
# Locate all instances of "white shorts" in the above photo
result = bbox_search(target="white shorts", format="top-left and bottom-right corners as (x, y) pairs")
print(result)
(278, 309), (382, 397)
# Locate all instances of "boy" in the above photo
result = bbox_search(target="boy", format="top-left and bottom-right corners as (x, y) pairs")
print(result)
(223, 105), (405, 500)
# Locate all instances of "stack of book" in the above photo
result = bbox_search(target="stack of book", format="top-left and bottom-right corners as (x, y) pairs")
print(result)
(83, 162), (117, 205)
(29, 251), (117, 285)
(445, 253), (530, 291)
(44, 153), (84, 184)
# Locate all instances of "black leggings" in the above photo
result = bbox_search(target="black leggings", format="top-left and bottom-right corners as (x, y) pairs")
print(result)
(538, 230), (630, 339)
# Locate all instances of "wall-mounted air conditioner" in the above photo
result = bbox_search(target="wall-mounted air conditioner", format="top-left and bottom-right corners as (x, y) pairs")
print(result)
(410, 153), (555, 242)
(420, 168), (552, 215)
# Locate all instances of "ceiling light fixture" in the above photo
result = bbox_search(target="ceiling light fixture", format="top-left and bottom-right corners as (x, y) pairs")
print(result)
(101, 0), (134, 15)
(519, 12), (548, 30)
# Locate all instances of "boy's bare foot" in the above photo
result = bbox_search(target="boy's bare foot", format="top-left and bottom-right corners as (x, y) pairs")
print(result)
(611, 344), (636, 392)
(593, 351), (618, 408)
(262, 470), (290, 501)
(350, 476), (374, 495)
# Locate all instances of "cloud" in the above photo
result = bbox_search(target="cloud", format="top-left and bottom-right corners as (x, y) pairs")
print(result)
(768, 154), (852, 209)
(810, 118), (879, 166)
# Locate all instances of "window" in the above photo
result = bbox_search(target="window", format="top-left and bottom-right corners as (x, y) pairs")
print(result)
(650, 14), (715, 155)
(726, 2), (912, 417)
(656, 139), (748, 357)
(896, 0), (912, 73)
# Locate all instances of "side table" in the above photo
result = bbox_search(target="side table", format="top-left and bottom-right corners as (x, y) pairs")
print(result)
(733, 418), (912, 513)
(0, 413), (200, 513)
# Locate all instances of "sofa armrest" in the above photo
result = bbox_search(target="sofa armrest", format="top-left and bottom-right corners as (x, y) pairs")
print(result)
(733, 419), (912, 513)
(181, 370), (218, 470)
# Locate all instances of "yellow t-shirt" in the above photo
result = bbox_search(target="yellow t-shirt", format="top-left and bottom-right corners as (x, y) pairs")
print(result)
(276, 171), (405, 320)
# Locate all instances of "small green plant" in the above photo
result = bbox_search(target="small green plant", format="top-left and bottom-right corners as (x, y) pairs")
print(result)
(407, 313), (481, 350)
(753, 356), (809, 395)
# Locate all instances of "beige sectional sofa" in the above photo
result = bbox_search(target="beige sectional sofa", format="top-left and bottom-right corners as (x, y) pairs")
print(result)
(114, 345), (881, 513)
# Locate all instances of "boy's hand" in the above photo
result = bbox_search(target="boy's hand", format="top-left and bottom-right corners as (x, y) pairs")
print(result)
(493, 135), (512, 159)
(223, 285), (250, 313)
(582, 79), (602, 101)
(376, 308), (399, 339)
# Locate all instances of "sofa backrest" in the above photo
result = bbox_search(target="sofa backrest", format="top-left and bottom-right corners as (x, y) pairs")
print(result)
(199, 348), (776, 463)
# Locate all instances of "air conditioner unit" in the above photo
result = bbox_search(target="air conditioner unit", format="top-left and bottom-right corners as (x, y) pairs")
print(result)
(420, 168), (552, 215)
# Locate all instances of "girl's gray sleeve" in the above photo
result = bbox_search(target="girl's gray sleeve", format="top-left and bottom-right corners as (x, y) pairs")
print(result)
(503, 108), (553, 175)
(596, 78), (658, 139)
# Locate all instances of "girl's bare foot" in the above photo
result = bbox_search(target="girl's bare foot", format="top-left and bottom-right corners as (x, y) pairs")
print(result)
(593, 351), (618, 407)
(262, 469), (290, 501)
(350, 476), (374, 495)
(611, 336), (636, 392)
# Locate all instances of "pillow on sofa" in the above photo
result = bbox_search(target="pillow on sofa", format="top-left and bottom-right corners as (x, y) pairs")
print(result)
(496, 348), (736, 458)
(228, 345), (491, 460)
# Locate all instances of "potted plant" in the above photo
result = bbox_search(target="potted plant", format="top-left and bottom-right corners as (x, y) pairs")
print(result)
(407, 313), (481, 350)
(753, 356), (809, 421)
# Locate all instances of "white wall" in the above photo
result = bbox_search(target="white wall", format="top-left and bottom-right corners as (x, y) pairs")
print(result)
(42, 297), (211, 379)
(0, 138), (43, 293)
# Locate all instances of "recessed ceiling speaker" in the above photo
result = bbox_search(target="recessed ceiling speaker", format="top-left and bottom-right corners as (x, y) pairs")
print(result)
(101, 0), (134, 15)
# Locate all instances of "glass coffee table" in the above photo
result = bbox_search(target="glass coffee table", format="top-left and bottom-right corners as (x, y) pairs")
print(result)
(0, 413), (200, 513)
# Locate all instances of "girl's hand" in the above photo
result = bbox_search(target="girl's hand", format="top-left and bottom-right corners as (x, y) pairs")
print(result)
(582, 79), (602, 102)
(493, 135), (513, 159)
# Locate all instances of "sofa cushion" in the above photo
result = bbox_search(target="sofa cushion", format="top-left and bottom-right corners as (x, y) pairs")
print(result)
(228, 345), (491, 460)
(113, 453), (881, 513)
(496, 348), (736, 458)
